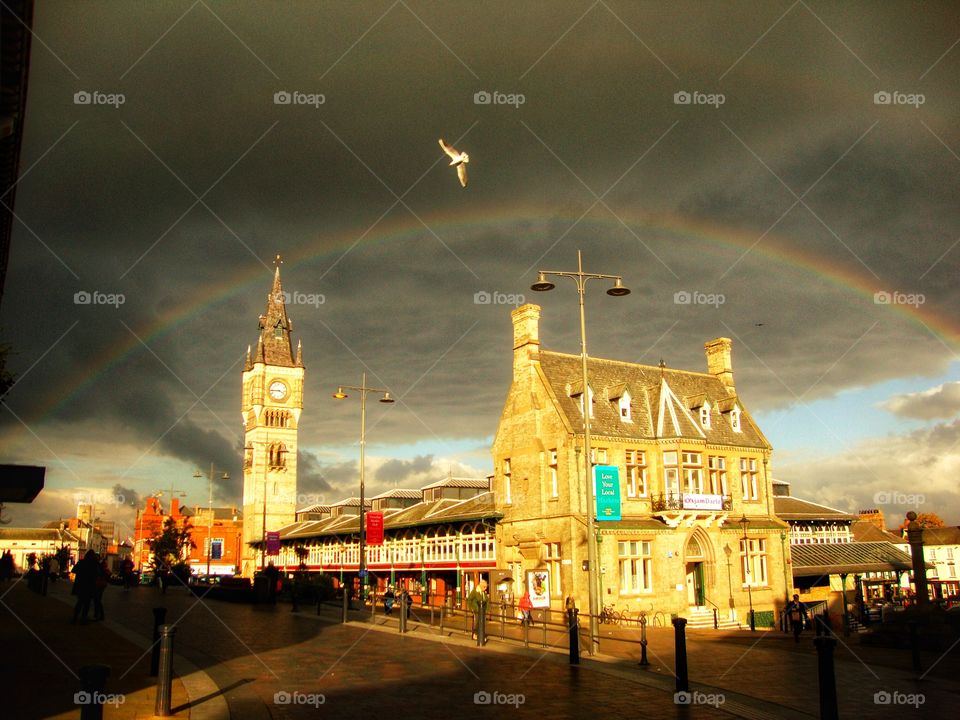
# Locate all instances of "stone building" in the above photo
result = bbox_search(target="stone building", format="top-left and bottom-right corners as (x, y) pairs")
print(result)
(491, 304), (790, 626)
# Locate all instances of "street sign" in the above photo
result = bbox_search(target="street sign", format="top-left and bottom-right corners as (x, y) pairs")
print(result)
(266, 531), (280, 556)
(366, 511), (384, 545)
(359, 569), (368, 578)
(594, 465), (621, 521)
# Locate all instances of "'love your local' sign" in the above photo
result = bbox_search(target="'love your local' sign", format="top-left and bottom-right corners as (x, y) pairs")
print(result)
(594, 465), (621, 521)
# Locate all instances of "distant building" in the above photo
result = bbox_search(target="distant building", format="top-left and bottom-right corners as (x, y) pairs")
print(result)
(491, 304), (789, 626)
(132, 496), (190, 571)
(0, 526), (82, 571)
(183, 506), (243, 576)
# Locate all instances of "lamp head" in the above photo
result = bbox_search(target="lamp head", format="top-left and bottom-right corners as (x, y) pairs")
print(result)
(193, 470), (202, 480)
(333, 388), (348, 400)
(380, 392), (395, 404)
(531, 272), (555, 292)
(606, 277), (630, 296)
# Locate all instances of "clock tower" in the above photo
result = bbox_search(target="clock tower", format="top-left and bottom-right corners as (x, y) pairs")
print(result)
(240, 257), (304, 577)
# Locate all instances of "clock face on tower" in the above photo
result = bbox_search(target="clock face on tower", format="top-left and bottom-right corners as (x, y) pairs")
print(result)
(269, 380), (288, 401)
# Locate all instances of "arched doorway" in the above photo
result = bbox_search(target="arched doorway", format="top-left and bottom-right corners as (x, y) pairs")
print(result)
(684, 530), (713, 607)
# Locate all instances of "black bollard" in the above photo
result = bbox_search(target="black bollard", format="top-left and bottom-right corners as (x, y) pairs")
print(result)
(77, 664), (110, 720)
(154, 624), (176, 717)
(150, 607), (167, 676)
(639, 614), (649, 666)
(672, 617), (689, 694)
(908, 620), (922, 676)
(399, 593), (408, 633)
(341, 588), (349, 623)
(568, 608), (580, 665)
(814, 634), (839, 720)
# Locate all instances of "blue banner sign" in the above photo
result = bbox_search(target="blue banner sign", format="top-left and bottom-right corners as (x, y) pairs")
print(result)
(594, 465), (621, 521)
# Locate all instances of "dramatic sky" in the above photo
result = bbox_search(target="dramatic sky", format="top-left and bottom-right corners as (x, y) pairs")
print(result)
(2, 1), (959, 537)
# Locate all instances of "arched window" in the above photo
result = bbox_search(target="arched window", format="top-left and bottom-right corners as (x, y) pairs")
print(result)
(269, 442), (287, 467)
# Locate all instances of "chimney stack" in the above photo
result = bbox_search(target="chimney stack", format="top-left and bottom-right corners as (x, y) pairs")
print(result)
(705, 337), (735, 394)
(512, 304), (541, 376)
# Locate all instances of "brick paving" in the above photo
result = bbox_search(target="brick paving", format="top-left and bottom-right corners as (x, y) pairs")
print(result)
(0, 579), (193, 720)
(5, 579), (958, 719)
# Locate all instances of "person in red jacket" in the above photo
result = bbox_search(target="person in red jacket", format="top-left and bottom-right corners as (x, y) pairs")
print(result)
(518, 590), (534, 625)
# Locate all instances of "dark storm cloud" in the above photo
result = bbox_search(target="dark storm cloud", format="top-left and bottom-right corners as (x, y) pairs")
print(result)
(1, 1), (958, 514)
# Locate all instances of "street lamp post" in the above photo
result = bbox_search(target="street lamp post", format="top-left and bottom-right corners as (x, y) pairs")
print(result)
(193, 464), (230, 578)
(779, 529), (791, 603)
(724, 544), (734, 615)
(531, 250), (630, 656)
(334, 372), (394, 602)
(740, 514), (755, 631)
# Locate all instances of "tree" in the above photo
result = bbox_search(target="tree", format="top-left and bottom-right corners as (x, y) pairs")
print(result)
(150, 517), (195, 579)
(900, 512), (945, 531)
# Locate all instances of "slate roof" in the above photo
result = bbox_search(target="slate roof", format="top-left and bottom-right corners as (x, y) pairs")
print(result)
(919, 527), (960, 545)
(0, 527), (82, 543)
(369, 489), (421, 500)
(247, 265), (302, 369)
(851, 520), (904, 544)
(773, 497), (856, 522)
(271, 492), (501, 543)
(420, 477), (491, 490)
(537, 351), (769, 447)
(296, 504), (330, 514)
(790, 541), (919, 576)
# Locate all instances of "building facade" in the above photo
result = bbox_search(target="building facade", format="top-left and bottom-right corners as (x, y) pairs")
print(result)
(241, 261), (304, 577)
(184, 506), (244, 576)
(491, 304), (790, 625)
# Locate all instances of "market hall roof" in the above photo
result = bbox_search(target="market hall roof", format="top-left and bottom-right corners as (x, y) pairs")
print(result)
(790, 541), (923, 576)
(773, 496), (857, 522)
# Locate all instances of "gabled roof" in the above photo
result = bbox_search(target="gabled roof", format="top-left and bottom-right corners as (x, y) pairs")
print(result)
(248, 264), (301, 368)
(369, 489), (421, 500)
(774, 496), (856, 522)
(791, 542), (920, 576)
(296, 504), (330, 514)
(330, 497), (370, 508)
(537, 351), (769, 447)
(420, 477), (490, 491)
(919, 527), (960, 546)
(851, 520), (904, 544)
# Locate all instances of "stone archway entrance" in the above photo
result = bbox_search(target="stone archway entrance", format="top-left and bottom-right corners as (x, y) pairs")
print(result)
(685, 534), (706, 607)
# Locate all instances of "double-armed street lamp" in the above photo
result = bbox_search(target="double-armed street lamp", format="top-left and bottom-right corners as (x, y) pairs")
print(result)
(531, 250), (630, 656)
(334, 372), (394, 601)
(193, 464), (230, 577)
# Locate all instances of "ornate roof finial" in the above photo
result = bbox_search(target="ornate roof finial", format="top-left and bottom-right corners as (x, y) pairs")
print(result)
(274, 253), (283, 269)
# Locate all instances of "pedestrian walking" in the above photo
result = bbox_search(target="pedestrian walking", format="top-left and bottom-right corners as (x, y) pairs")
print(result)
(70, 550), (99, 625)
(785, 594), (808, 643)
(48, 555), (60, 582)
(467, 579), (488, 641)
(518, 590), (533, 625)
(119, 557), (134, 591)
(0, 550), (14, 582)
(93, 559), (110, 621)
(383, 586), (395, 615)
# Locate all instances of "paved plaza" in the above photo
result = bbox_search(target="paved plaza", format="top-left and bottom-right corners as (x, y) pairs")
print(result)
(1, 580), (957, 719)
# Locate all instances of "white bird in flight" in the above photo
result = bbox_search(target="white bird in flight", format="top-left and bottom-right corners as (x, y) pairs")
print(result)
(439, 138), (469, 187)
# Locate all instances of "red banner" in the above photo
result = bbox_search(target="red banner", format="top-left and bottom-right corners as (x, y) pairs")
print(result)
(366, 512), (384, 545)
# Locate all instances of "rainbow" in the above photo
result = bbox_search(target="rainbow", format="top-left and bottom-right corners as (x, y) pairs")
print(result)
(33, 205), (960, 422)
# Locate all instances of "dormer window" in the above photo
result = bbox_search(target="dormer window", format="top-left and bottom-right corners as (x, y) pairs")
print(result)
(576, 386), (594, 418)
(730, 406), (741, 433)
(619, 391), (632, 422)
(700, 402), (711, 429)
(274, 321), (284, 339)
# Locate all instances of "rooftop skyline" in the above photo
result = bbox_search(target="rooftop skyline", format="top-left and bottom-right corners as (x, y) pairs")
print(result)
(1, 2), (958, 535)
